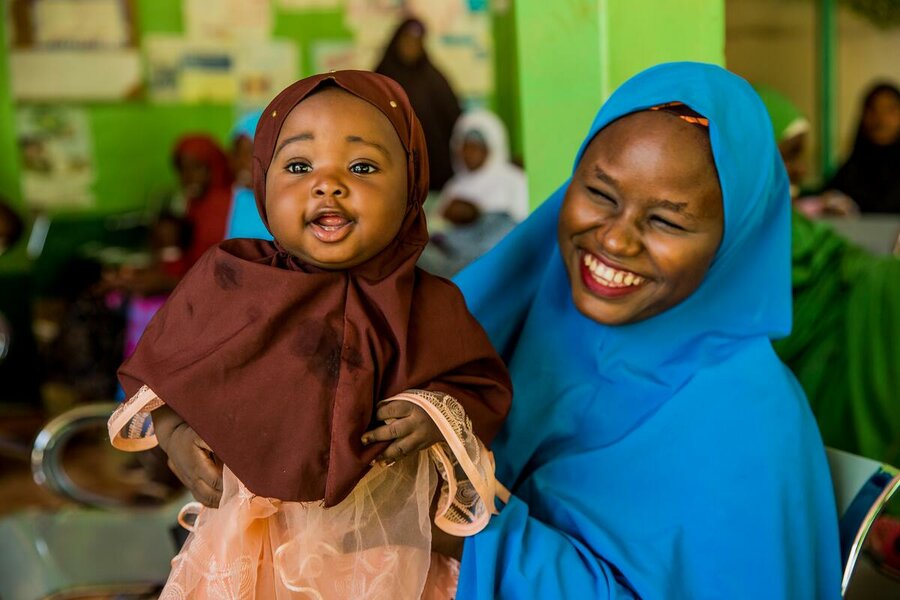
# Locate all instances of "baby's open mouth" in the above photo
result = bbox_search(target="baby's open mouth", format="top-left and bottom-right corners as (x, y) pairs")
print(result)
(313, 213), (351, 231)
(309, 212), (354, 243)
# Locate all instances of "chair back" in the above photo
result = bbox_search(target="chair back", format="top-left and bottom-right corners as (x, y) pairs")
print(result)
(826, 447), (900, 597)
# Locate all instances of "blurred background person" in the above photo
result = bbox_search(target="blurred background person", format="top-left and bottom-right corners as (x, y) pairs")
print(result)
(225, 110), (272, 241)
(419, 108), (527, 277)
(827, 82), (900, 214)
(754, 85), (858, 217)
(757, 86), (900, 468)
(375, 17), (461, 192)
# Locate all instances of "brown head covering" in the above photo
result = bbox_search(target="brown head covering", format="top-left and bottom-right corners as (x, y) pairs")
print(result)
(119, 71), (511, 506)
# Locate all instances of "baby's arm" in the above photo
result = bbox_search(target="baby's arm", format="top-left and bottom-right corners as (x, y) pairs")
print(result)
(153, 406), (224, 508)
(361, 402), (442, 466)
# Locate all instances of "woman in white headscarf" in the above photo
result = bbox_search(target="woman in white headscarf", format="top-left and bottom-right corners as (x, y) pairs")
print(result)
(420, 109), (529, 277)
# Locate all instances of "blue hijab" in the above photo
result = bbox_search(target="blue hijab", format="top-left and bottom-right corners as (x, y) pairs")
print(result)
(226, 110), (273, 241)
(454, 62), (841, 598)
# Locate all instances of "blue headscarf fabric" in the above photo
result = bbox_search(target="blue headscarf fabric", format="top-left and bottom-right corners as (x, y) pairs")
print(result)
(226, 110), (273, 241)
(454, 62), (841, 598)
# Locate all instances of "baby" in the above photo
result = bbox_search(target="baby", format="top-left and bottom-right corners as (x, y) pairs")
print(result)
(109, 71), (511, 599)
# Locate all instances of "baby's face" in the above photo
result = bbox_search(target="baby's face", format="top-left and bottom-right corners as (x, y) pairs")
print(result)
(265, 88), (408, 269)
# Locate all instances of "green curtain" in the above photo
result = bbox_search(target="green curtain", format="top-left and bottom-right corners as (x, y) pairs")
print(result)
(776, 212), (900, 465)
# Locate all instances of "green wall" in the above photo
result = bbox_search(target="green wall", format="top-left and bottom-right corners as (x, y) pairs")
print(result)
(0, 14), (22, 211)
(515, 0), (725, 207)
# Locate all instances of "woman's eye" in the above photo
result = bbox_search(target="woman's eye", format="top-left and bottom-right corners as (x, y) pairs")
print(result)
(651, 215), (685, 231)
(286, 161), (311, 174)
(587, 186), (616, 205)
(350, 163), (378, 175)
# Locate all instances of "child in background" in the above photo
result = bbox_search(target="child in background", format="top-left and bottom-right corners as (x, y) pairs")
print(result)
(108, 71), (511, 598)
(225, 110), (273, 241)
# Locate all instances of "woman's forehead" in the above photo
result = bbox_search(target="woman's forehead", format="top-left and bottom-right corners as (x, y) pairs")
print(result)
(588, 112), (715, 174)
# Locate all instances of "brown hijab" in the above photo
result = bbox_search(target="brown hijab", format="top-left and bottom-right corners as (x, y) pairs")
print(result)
(119, 71), (511, 506)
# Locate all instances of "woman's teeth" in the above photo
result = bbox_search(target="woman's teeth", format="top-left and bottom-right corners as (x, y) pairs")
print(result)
(583, 253), (645, 288)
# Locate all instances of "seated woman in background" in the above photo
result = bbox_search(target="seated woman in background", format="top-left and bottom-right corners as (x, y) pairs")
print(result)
(754, 86), (857, 217)
(419, 109), (528, 277)
(757, 87), (900, 468)
(225, 110), (272, 241)
(827, 82), (900, 214)
(105, 135), (234, 361)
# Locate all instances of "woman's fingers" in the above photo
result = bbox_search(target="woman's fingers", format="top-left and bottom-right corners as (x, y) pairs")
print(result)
(373, 429), (431, 464)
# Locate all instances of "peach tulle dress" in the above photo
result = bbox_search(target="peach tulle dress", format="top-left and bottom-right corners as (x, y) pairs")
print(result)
(110, 387), (507, 599)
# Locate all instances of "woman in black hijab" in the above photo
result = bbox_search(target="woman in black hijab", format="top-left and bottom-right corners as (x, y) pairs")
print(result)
(827, 82), (900, 214)
(376, 18), (462, 191)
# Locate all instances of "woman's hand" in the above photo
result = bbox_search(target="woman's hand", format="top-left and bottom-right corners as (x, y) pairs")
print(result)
(441, 198), (481, 225)
(361, 401), (442, 466)
(153, 406), (223, 508)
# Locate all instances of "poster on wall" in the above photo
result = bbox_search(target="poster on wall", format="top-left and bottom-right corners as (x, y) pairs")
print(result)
(183, 0), (272, 41)
(277, 0), (342, 9)
(16, 106), (95, 209)
(10, 49), (142, 101)
(145, 35), (298, 105)
(311, 40), (367, 74)
(7, 0), (141, 100)
(234, 40), (299, 108)
(9, 0), (138, 48)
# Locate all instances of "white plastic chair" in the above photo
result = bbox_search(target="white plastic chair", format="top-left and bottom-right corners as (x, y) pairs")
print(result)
(826, 447), (900, 597)
(0, 402), (186, 600)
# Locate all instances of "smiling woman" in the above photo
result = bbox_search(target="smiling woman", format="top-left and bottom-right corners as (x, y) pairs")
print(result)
(450, 62), (843, 598)
(559, 109), (724, 325)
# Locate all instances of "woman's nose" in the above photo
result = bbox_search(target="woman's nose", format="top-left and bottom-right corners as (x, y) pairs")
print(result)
(598, 217), (642, 257)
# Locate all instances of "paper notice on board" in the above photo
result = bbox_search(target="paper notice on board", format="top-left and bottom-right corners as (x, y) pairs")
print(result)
(10, 49), (142, 100)
(277, 0), (341, 9)
(17, 106), (95, 209)
(234, 40), (299, 107)
(145, 34), (298, 105)
(311, 41), (367, 74)
(183, 0), (272, 41)
(31, 0), (132, 47)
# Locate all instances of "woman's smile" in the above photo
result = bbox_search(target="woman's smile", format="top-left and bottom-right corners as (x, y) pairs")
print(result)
(578, 250), (647, 298)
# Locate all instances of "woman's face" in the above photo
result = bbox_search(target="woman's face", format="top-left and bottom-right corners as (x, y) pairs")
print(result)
(862, 89), (900, 146)
(461, 136), (488, 171)
(778, 131), (808, 188)
(396, 26), (425, 66)
(558, 111), (724, 326)
(265, 88), (408, 270)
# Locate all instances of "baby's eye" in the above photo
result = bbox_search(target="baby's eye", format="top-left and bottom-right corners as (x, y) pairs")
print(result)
(350, 163), (378, 175)
(286, 161), (311, 174)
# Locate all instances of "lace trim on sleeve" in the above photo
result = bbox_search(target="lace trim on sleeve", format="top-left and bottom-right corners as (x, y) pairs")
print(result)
(381, 390), (511, 538)
(108, 384), (164, 452)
